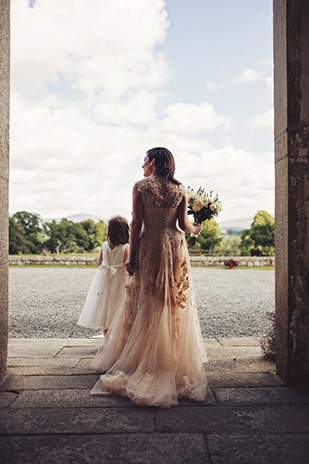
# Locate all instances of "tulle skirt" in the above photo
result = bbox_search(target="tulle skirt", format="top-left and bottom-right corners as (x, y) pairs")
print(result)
(77, 266), (128, 330)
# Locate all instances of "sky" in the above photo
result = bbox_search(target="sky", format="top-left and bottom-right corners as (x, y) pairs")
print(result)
(10, 0), (274, 223)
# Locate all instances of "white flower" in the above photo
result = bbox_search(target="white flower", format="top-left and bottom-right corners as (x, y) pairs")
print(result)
(209, 204), (216, 211)
(192, 199), (204, 211)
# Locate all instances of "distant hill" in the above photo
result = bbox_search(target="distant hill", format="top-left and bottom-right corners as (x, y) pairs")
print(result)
(219, 217), (253, 231)
(43, 213), (108, 223)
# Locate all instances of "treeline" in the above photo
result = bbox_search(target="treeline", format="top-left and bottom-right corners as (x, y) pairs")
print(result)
(9, 209), (275, 256)
(9, 211), (107, 255)
(192, 210), (275, 256)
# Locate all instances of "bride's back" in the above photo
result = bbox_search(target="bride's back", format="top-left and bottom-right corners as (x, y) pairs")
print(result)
(136, 175), (185, 231)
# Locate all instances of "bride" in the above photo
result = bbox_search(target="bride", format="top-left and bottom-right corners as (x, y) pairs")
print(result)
(91, 147), (207, 407)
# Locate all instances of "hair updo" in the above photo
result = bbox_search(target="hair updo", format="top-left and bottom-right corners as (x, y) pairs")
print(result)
(146, 147), (180, 185)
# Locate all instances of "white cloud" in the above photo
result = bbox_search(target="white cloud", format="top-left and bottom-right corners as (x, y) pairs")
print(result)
(12, 0), (170, 101)
(252, 108), (274, 133)
(205, 82), (226, 91)
(159, 102), (231, 136)
(10, 0), (274, 223)
(206, 67), (270, 93)
(94, 90), (158, 125)
(236, 68), (266, 83)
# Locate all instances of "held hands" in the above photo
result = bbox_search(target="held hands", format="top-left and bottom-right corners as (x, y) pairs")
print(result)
(125, 257), (135, 275)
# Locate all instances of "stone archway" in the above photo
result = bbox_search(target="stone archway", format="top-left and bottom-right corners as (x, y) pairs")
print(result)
(0, 0), (309, 385)
(0, 0), (10, 382)
(274, 0), (309, 385)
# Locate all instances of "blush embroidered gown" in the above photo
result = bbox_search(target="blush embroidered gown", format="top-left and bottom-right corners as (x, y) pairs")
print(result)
(91, 175), (207, 407)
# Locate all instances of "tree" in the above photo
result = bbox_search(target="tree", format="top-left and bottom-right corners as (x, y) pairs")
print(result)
(12, 211), (44, 254)
(44, 219), (82, 254)
(9, 217), (33, 254)
(195, 219), (222, 251)
(221, 235), (241, 255)
(94, 220), (107, 248)
(250, 211), (275, 254)
(240, 211), (275, 255)
(239, 228), (254, 256)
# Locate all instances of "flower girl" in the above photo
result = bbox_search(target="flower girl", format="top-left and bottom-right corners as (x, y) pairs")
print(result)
(77, 216), (129, 335)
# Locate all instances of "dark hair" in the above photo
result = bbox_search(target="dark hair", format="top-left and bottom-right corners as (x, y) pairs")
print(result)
(146, 147), (180, 184)
(107, 216), (130, 246)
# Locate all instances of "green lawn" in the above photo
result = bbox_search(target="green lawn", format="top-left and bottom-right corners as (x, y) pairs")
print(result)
(9, 264), (275, 270)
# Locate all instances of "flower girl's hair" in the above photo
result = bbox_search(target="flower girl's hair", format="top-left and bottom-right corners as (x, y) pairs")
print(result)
(107, 216), (130, 246)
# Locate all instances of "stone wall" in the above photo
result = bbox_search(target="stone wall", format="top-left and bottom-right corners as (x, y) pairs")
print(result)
(0, 0), (10, 382)
(9, 255), (275, 267)
(274, 0), (309, 385)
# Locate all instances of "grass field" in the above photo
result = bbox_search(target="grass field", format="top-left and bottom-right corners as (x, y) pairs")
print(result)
(9, 264), (275, 270)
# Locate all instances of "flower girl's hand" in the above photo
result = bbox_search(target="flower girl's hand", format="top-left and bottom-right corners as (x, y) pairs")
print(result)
(192, 223), (202, 235)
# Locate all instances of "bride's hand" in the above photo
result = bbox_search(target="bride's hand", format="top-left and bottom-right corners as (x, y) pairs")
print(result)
(192, 223), (202, 235)
(125, 258), (135, 275)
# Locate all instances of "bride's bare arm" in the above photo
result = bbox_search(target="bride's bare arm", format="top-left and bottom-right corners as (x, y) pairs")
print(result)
(177, 195), (202, 234)
(126, 183), (143, 273)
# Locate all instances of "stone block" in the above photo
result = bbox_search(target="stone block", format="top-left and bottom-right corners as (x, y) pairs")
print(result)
(72, 358), (99, 374)
(0, 374), (99, 391)
(154, 405), (309, 434)
(273, 0), (287, 139)
(0, 433), (209, 464)
(7, 366), (75, 376)
(214, 386), (309, 406)
(0, 392), (17, 407)
(56, 346), (99, 358)
(206, 346), (262, 360)
(10, 387), (217, 409)
(217, 337), (260, 347)
(0, 407), (154, 435)
(8, 343), (64, 358)
(207, 372), (282, 388)
(207, 434), (309, 464)
(206, 357), (275, 373)
(10, 388), (137, 409)
(204, 338), (222, 349)
(7, 357), (80, 368)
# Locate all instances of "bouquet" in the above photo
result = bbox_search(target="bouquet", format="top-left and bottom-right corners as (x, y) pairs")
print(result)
(187, 186), (222, 246)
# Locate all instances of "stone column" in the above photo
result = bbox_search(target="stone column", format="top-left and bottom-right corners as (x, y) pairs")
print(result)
(274, 0), (309, 385)
(0, 0), (10, 382)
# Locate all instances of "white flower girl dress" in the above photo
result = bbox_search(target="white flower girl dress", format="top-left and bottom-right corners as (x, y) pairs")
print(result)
(77, 241), (129, 330)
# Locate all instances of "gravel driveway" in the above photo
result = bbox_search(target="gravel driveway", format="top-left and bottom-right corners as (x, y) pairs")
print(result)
(9, 267), (274, 339)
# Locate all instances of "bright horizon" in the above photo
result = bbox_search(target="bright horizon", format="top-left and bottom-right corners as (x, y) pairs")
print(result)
(10, 0), (274, 223)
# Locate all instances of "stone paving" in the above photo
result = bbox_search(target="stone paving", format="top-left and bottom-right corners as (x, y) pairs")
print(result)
(1, 338), (309, 463)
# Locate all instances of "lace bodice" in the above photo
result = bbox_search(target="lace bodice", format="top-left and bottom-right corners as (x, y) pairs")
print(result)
(136, 175), (185, 230)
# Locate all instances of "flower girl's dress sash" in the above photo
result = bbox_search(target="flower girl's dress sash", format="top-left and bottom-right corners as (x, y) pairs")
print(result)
(99, 262), (125, 276)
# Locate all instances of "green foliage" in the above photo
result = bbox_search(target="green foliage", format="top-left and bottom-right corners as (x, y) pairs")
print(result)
(240, 210), (275, 256)
(221, 235), (241, 255)
(9, 211), (108, 255)
(250, 211), (275, 254)
(11, 211), (44, 254)
(240, 228), (254, 256)
(94, 220), (108, 247)
(9, 217), (33, 254)
(225, 229), (242, 236)
(194, 219), (222, 251)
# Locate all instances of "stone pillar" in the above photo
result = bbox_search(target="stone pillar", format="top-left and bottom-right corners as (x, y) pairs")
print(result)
(274, 0), (309, 385)
(0, 0), (10, 382)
